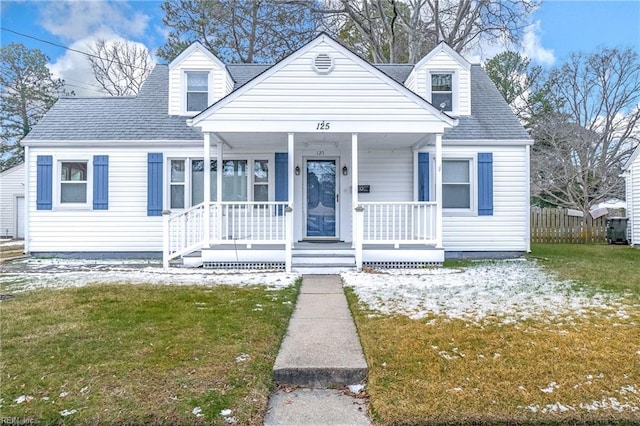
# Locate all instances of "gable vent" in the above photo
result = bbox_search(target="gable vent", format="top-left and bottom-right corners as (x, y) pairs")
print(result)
(312, 53), (334, 74)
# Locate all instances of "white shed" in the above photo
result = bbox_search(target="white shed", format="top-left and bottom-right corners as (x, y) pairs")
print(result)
(0, 163), (25, 239)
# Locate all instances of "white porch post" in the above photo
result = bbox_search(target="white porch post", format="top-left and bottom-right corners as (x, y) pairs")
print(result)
(285, 133), (295, 272)
(435, 133), (443, 248)
(203, 133), (211, 246)
(352, 133), (363, 271)
(216, 140), (224, 242)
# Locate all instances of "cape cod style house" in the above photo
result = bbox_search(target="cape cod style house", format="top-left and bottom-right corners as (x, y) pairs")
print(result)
(21, 34), (532, 272)
(624, 145), (640, 247)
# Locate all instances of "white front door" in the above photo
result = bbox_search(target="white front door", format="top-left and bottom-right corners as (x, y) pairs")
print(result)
(304, 158), (338, 239)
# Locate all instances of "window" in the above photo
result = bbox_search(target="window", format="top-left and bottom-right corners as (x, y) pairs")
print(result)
(431, 73), (453, 112)
(222, 160), (248, 201)
(169, 158), (270, 209)
(170, 160), (186, 208)
(443, 159), (471, 209)
(186, 72), (209, 112)
(253, 160), (269, 202)
(60, 161), (87, 204)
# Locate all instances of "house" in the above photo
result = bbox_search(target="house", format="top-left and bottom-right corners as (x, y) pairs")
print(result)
(0, 163), (25, 239)
(624, 144), (640, 247)
(21, 33), (532, 272)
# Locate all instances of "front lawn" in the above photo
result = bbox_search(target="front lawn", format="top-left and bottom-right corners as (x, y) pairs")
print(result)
(0, 282), (299, 425)
(345, 248), (640, 425)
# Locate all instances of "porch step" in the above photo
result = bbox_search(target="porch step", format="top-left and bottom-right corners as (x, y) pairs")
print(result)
(291, 245), (356, 274)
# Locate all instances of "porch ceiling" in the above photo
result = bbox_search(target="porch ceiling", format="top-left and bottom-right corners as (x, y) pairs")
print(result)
(211, 132), (435, 151)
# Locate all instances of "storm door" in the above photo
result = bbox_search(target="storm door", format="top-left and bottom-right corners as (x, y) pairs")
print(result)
(304, 159), (338, 239)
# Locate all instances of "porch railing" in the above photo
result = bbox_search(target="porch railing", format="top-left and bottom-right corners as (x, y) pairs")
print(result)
(165, 203), (207, 262)
(359, 201), (437, 245)
(210, 202), (288, 244)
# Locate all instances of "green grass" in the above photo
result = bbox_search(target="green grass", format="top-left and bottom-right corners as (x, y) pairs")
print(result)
(0, 282), (299, 425)
(530, 243), (640, 295)
(349, 245), (640, 425)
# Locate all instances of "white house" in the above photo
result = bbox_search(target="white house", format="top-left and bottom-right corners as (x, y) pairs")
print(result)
(624, 144), (640, 247)
(0, 163), (25, 239)
(21, 34), (532, 272)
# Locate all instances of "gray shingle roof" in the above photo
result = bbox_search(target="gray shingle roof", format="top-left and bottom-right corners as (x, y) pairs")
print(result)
(443, 65), (530, 140)
(24, 66), (201, 141)
(24, 61), (529, 142)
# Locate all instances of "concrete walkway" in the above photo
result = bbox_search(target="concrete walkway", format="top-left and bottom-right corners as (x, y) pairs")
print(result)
(265, 275), (371, 425)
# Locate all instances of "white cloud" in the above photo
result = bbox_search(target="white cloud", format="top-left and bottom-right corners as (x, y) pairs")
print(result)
(521, 21), (555, 66)
(49, 36), (155, 97)
(38, 0), (150, 43)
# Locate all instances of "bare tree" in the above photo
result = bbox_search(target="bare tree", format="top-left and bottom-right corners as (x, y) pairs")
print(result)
(158, 0), (318, 63)
(87, 39), (153, 96)
(313, 0), (537, 63)
(531, 47), (640, 213)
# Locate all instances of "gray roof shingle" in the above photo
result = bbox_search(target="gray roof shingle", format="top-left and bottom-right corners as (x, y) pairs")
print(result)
(24, 61), (529, 142)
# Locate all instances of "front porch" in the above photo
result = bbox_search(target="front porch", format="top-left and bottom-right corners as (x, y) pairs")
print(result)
(164, 198), (444, 272)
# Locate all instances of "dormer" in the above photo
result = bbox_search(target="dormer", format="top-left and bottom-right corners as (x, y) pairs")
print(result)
(168, 42), (234, 116)
(405, 42), (471, 116)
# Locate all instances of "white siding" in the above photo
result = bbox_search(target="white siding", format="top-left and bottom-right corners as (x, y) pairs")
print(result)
(200, 41), (449, 129)
(26, 146), (212, 253)
(358, 149), (413, 202)
(441, 145), (529, 252)
(168, 50), (230, 115)
(0, 163), (24, 238)
(412, 51), (471, 116)
(628, 155), (640, 246)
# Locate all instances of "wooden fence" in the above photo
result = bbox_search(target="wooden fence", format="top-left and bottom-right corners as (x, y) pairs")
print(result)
(530, 207), (626, 244)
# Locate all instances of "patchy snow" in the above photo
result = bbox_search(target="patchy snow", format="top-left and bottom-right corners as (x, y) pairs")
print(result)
(540, 382), (559, 393)
(342, 260), (630, 324)
(192, 407), (204, 417)
(348, 384), (365, 394)
(220, 409), (233, 416)
(14, 395), (33, 404)
(59, 409), (77, 416)
(0, 257), (299, 294)
(235, 353), (250, 363)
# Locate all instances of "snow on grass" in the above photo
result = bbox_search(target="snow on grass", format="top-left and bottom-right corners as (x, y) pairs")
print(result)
(341, 259), (629, 324)
(0, 257), (299, 294)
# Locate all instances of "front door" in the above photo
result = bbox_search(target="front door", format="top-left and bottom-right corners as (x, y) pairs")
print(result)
(305, 159), (337, 239)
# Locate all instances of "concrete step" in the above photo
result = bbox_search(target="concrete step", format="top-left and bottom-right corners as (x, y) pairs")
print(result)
(292, 253), (355, 266)
(291, 265), (356, 274)
(273, 275), (367, 387)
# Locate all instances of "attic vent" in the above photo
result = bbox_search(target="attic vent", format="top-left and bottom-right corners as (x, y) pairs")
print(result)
(312, 53), (334, 74)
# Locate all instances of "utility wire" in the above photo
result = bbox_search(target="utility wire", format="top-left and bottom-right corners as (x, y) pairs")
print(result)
(0, 26), (153, 72)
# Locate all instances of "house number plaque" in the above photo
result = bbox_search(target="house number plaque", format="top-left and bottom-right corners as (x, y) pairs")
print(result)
(316, 121), (331, 130)
(358, 185), (370, 193)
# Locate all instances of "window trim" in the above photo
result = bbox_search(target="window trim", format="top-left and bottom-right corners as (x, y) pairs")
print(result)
(427, 70), (458, 114)
(165, 156), (274, 210)
(439, 155), (477, 216)
(54, 158), (92, 210)
(182, 70), (212, 114)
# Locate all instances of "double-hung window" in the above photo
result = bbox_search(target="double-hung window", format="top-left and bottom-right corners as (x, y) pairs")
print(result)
(431, 73), (453, 112)
(60, 161), (88, 204)
(442, 159), (471, 210)
(186, 72), (209, 112)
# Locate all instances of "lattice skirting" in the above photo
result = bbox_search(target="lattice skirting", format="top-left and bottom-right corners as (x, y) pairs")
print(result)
(203, 261), (285, 270)
(363, 261), (442, 269)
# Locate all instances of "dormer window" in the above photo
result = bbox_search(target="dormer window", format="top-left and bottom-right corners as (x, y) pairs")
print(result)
(186, 72), (209, 112)
(431, 73), (453, 112)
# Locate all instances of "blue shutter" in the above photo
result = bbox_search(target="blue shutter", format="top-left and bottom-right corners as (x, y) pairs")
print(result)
(478, 152), (493, 216)
(275, 153), (288, 215)
(147, 153), (163, 216)
(36, 155), (53, 210)
(93, 155), (109, 210)
(418, 152), (430, 201)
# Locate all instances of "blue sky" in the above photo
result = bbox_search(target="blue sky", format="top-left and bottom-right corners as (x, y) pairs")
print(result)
(1, 0), (639, 96)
